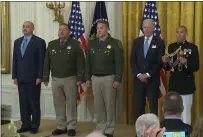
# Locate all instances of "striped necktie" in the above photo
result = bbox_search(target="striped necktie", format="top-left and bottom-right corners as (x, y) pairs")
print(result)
(60, 40), (64, 48)
(21, 38), (28, 56)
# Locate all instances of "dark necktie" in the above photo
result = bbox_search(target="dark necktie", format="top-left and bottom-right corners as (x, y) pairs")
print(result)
(60, 40), (64, 48)
(98, 40), (103, 48)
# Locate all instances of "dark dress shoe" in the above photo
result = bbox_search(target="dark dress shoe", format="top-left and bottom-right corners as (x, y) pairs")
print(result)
(52, 129), (67, 135)
(104, 133), (113, 137)
(30, 128), (39, 134)
(68, 129), (76, 136)
(17, 128), (30, 133)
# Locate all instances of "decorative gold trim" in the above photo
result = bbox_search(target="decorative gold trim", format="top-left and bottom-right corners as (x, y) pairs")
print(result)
(46, 2), (65, 24)
(1, 2), (10, 74)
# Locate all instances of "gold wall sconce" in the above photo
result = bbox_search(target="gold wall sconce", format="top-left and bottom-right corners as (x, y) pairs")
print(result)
(46, 2), (65, 24)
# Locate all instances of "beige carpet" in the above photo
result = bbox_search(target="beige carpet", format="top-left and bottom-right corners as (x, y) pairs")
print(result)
(1, 120), (136, 137)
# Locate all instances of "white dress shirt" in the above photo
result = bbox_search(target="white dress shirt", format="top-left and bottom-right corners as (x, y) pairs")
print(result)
(144, 35), (153, 48)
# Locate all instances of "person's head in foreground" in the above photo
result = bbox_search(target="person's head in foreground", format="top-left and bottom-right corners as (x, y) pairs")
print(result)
(162, 92), (184, 117)
(135, 113), (161, 137)
(86, 131), (106, 137)
(190, 117), (203, 137)
(142, 126), (166, 137)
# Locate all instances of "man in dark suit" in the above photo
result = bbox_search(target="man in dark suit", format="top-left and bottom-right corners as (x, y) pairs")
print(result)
(160, 92), (192, 135)
(130, 19), (165, 121)
(12, 21), (46, 134)
(162, 25), (199, 125)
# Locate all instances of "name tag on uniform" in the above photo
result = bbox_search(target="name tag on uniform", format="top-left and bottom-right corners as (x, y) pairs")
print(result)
(152, 45), (157, 48)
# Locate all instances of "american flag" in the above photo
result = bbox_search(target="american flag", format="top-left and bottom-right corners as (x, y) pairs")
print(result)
(139, 1), (166, 98)
(68, 1), (87, 105)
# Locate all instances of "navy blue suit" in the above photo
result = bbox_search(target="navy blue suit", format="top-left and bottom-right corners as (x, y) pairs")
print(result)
(12, 35), (46, 129)
(130, 36), (165, 121)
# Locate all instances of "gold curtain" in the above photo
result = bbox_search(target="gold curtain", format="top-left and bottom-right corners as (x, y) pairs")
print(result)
(122, 2), (203, 125)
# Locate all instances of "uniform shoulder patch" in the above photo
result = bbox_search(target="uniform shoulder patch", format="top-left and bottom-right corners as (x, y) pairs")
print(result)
(89, 34), (97, 40)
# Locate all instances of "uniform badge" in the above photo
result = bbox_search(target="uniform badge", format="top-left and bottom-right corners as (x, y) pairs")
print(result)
(90, 48), (95, 54)
(67, 46), (72, 50)
(107, 45), (112, 49)
(51, 49), (56, 54)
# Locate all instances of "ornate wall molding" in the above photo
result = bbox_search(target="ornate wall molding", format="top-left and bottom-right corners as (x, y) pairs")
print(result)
(1, 2), (10, 73)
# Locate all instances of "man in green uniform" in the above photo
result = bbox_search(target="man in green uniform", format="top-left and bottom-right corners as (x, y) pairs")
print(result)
(85, 20), (124, 137)
(43, 23), (85, 136)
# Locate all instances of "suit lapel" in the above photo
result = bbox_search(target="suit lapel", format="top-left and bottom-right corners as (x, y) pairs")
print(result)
(139, 36), (145, 61)
(145, 36), (156, 58)
(17, 37), (24, 57)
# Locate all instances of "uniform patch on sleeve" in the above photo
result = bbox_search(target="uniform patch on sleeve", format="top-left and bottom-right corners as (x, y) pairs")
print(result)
(89, 34), (97, 40)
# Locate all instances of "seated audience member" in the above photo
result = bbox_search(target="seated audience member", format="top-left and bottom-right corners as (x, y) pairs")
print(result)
(143, 126), (166, 137)
(160, 92), (192, 135)
(86, 131), (106, 137)
(190, 117), (203, 137)
(135, 113), (160, 137)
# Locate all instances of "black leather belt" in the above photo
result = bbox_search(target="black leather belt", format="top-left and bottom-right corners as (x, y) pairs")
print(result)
(93, 74), (111, 77)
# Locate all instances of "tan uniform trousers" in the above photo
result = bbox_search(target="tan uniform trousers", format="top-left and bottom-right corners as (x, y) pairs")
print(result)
(51, 76), (77, 130)
(91, 75), (118, 135)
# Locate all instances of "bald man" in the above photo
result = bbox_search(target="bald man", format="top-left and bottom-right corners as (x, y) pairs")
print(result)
(12, 21), (46, 134)
(130, 19), (165, 121)
(162, 26), (199, 125)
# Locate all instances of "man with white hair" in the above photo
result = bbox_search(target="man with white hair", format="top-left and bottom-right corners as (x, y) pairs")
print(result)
(142, 126), (166, 137)
(86, 131), (106, 137)
(135, 113), (160, 137)
(130, 18), (165, 121)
